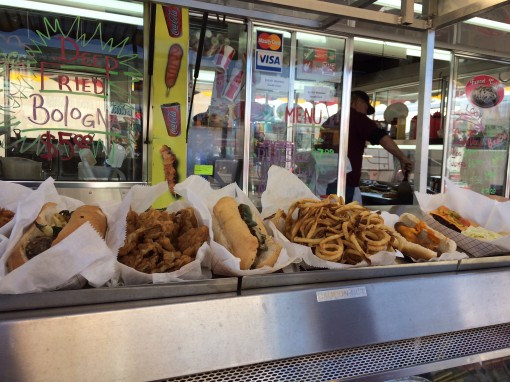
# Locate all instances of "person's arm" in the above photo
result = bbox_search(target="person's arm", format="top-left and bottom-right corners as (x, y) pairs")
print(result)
(378, 135), (413, 171)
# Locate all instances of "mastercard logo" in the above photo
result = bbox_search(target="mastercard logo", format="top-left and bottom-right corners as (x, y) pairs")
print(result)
(257, 32), (282, 51)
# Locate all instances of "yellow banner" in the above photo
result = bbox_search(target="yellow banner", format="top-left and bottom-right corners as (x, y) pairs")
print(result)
(151, 4), (188, 208)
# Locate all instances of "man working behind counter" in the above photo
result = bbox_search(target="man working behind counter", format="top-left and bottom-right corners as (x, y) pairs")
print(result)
(321, 90), (413, 203)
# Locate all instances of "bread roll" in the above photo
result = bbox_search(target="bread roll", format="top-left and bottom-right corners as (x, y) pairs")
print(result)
(212, 196), (281, 270)
(52, 205), (107, 246)
(7, 202), (61, 271)
(395, 212), (456, 261)
(7, 203), (107, 272)
(213, 197), (259, 270)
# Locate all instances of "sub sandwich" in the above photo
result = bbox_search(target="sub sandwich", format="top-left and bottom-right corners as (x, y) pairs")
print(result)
(212, 196), (282, 270)
(394, 213), (457, 261)
(7, 202), (107, 271)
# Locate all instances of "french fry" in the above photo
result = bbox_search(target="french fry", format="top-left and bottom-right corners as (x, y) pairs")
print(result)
(274, 195), (404, 265)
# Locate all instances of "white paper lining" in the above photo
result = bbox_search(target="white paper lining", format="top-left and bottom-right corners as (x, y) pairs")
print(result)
(174, 174), (303, 276)
(0, 178), (116, 294)
(109, 182), (213, 285)
(415, 179), (510, 257)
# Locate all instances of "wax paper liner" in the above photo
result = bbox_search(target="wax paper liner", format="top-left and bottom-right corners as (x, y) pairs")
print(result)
(0, 177), (117, 293)
(415, 178), (510, 257)
(174, 175), (303, 276)
(261, 166), (466, 268)
(108, 182), (212, 286)
(0, 223), (114, 294)
(0, 181), (33, 238)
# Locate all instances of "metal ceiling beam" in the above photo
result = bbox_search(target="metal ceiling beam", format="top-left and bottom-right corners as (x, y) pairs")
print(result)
(433, 0), (510, 29)
(255, 0), (430, 29)
(350, 0), (378, 7)
(320, 0), (378, 29)
(161, 0), (321, 28)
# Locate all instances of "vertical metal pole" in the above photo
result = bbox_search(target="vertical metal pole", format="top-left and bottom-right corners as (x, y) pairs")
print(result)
(242, 21), (254, 193)
(415, 29), (435, 194)
(288, 32), (297, 144)
(336, 36), (353, 199)
(442, 53), (456, 194)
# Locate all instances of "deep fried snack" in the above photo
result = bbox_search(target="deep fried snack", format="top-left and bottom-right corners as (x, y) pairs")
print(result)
(118, 207), (208, 274)
(274, 194), (404, 265)
(160, 145), (178, 194)
(0, 207), (15, 229)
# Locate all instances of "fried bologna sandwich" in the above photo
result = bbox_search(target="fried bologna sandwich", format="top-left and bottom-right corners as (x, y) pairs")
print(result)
(7, 202), (107, 271)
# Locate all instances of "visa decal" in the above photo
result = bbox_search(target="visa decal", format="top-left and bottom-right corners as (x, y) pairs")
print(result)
(256, 50), (282, 72)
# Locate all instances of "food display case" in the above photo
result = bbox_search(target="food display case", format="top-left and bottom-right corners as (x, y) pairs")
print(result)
(3, 1), (510, 382)
(3, 254), (510, 381)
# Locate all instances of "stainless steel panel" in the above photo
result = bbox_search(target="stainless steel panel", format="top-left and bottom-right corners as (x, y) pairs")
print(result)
(164, 327), (510, 382)
(458, 255), (510, 271)
(241, 261), (460, 290)
(2, 269), (510, 381)
(0, 277), (239, 313)
(435, 0), (508, 29)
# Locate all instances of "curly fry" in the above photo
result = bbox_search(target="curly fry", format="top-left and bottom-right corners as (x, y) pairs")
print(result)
(278, 194), (407, 265)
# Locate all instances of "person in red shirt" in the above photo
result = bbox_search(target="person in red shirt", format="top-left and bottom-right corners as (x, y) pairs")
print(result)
(321, 90), (413, 203)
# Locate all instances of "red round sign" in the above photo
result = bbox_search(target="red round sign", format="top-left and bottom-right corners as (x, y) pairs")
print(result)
(465, 75), (504, 108)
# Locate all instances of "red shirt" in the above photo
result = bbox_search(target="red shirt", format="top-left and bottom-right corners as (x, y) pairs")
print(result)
(322, 107), (387, 187)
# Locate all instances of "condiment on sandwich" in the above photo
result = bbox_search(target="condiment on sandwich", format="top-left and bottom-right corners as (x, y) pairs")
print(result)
(429, 205), (474, 232)
(212, 196), (282, 270)
(394, 212), (456, 260)
(7, 203), (107, 272)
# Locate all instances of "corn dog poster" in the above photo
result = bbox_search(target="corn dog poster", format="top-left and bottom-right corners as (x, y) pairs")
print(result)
(151, 3), (188, 207)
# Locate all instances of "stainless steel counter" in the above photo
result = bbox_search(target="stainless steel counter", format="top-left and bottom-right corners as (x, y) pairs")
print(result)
(2, 264), (510, 382)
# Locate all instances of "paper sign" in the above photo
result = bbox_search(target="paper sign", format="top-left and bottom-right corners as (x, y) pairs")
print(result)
(303, 86), (333, 102)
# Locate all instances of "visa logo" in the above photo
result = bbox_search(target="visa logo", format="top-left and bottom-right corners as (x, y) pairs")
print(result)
(259, 54), (281, 64)
(256, 50), (282, 72)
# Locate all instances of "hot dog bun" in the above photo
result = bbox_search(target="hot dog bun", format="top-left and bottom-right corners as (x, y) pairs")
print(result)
(212, 196), (281, 270)
(52, 205), (107, 246)
(7, 203), (107, 272)
(395, 213), (456, 261)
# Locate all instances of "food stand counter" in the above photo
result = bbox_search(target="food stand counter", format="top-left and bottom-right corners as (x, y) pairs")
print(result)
(2, 255), (510, 381)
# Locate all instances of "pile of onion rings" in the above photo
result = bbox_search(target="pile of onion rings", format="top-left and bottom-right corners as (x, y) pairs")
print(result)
(272, 194), (405, 265)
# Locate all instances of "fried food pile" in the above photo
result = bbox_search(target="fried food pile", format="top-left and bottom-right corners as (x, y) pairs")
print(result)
(118, 207), (209, 273)
(273, 195), (405, 265)
(0, 207), (15, 229)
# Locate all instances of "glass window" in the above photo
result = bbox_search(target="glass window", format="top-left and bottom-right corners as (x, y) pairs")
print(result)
(0, 9), (144, 182)
(186, 16), (247, 189)
(248, 27), (345, 207)
(445, 56), (510, 197)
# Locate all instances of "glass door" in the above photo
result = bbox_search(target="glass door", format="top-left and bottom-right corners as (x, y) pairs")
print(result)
(248, 26), (345, 207)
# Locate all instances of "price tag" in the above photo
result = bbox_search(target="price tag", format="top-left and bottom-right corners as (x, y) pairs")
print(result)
(316, 287), (367, 302)
(194, 164), (214, 176)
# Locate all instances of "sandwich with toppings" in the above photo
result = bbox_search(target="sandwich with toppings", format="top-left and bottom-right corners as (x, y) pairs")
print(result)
(7, 202), (107, 271)
(212, 196), (282, 270)
(394, 212), (457, 260)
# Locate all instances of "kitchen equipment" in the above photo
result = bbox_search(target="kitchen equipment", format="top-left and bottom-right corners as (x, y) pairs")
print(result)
(397, 169), (413, 202)
(78, 163), (126, 181)
(0, 157), (43, 180)
(384, 103), (409, 140)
